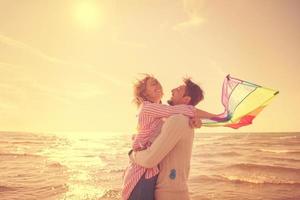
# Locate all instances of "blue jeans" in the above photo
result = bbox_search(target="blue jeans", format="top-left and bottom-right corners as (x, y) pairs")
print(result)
(128, 173), (158, 200)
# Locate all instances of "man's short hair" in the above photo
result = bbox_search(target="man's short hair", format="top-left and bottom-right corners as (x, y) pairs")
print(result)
(183, 78), (204, 106)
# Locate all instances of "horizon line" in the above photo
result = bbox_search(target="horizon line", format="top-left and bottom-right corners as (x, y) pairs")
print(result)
(0, 130), (299, 134)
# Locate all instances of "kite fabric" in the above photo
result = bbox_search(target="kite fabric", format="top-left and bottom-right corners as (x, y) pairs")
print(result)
(203, 75), (279, 129)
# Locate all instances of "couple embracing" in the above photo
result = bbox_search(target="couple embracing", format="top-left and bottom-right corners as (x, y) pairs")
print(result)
(122, 74), (218, 200)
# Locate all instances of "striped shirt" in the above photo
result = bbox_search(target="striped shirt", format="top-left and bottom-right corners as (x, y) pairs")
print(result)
(122, 101), (196, 200)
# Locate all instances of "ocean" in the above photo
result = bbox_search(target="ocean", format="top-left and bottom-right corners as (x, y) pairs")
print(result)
(0, 131), (299, 200)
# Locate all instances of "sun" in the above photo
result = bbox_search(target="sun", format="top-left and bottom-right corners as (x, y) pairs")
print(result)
(73, 1), (102, 29)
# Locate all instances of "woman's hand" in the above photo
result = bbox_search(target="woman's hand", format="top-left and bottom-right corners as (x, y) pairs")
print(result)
(210, 115), (231, 122)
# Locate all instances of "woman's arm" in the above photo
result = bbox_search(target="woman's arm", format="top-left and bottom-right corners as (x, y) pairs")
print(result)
(142, 102), (195, 118)
(195, 109), (219, 119)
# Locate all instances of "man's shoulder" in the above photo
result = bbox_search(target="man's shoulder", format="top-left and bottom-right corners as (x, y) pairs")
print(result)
(163, 114), (193, 135)
(167, 114), (190, 123)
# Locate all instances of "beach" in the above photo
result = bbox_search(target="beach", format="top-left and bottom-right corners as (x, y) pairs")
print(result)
(1, 131), (300, 200)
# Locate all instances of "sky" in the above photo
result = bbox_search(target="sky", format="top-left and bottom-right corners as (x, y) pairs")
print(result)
(0, 0), (299, 134)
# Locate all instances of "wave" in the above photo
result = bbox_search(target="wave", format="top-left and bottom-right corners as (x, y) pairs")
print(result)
(99, 189), (120, 199)
(99, 168), (124, 173)
(99, 155), (111, 162)
(0, 185), (16, 192)
(108, 169), (124, 173)
(193, 175), (300, 185)
(261, 156), (300, 163)
(201, 136), (229, 141)
(9, 141), (46, 145)
(218, 151), (241, 156)
(240, 142), (281, 146)
(220, 163), (300, 185)
(47, 162), (64, 168)
(218, 142), (278, 147)
(193, 151), (241, 157)
(258, 149), (300, 154)
(225, 163), (300, 173)
(279, 136), (299, 140)
(0, 153), (42, 158)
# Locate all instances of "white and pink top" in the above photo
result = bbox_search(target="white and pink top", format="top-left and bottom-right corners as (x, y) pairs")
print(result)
(122, 101), (196, 200)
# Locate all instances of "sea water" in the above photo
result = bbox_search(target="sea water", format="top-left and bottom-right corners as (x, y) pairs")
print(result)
(0, 131), (299, 200)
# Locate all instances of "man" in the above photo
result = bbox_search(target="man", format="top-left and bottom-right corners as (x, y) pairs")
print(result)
(130, 78), (212, 200)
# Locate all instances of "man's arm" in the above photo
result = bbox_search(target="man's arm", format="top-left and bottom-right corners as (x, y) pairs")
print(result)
(131, 114), (192, 168)
(189, 116), (202, 129)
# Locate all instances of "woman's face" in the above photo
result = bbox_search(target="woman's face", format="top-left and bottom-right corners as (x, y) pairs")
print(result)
(144, 78), (163, 103)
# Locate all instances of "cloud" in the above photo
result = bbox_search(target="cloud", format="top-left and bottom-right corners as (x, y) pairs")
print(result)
(0, 33), (129, 88)
(173, 0), (206, 31)
(0, 34), (68, 65)
(0, 62), (106, 106)
(0, 78), (27, 111)
(173, 16), (205, 31)
(72, 83), (106, 99)
(33, 83), (106, 102)
(94, 69), (131, 88)
(0, 101), (18, 110)
(111, 32), (148, 48)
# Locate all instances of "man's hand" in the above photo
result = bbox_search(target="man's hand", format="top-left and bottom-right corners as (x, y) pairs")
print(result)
(189, 117), (202, 128)
(128, 149), (134, 162)
(131, 134), (137, 141)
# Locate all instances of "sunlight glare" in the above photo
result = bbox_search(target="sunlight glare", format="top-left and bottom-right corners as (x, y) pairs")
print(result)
(73, 1), (103, 29)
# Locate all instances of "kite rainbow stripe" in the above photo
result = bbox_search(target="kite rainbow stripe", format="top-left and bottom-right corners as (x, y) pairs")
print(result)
(203, 75), (279, 129)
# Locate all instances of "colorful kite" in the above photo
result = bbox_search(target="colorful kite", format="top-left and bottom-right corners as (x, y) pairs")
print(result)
(203, 75), (279, 129)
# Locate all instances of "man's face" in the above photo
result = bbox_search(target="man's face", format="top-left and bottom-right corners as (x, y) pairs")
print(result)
(168, 85), (189, 105)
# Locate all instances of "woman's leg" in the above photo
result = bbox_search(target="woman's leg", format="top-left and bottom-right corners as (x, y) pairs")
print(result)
(128, 173), (158, 200)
